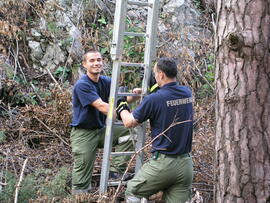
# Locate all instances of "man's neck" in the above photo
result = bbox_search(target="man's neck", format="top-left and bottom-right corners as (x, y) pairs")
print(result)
(159, 78), (176, 87)
(87, 72), (100, 82)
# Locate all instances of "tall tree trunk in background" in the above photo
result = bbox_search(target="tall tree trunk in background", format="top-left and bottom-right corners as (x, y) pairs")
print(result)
(215, 0), (270, 202)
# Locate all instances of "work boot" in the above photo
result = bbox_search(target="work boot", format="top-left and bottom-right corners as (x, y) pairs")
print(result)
(109, 171), (134, 181)
(72, 184), (92, 195)
(126, 196), (149, 203)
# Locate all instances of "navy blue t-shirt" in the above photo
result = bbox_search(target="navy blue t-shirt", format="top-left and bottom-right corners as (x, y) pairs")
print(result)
(70, 75), (111, 129)
(133, 82), (193, 155)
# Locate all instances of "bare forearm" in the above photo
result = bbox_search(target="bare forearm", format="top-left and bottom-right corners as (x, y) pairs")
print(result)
(91, 98), (116, 118)
(127, 88), (141, 103)
(120, 110), (138, 128)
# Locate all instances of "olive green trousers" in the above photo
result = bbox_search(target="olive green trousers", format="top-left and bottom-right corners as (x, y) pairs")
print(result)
(125, 153), (193, 203)
(71, 126), (134, 191)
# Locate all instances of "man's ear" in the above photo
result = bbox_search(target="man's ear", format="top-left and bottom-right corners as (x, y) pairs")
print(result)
(160, 71), (165, 79)
(82, 62), (86, 69)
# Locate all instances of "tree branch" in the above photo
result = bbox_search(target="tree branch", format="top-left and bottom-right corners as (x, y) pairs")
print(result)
(34, 116), (69, 146)
(14, 158), (28, 203)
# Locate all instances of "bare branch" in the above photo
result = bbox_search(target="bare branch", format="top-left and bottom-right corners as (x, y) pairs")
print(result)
(34, 116), (69, 146)
(14, 158), (28, 203)
(45, 67), (63, 92)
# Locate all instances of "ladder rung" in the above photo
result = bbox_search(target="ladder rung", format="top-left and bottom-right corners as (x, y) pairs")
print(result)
(118, 92), (140, 97)
(121, 62), (144, 67)
(127, 0), (152, 7)
(111, 151), (135, 156)
(124, 32), (147, 37)
(108, 181), (127, 186)
(114, 121), (124, 126)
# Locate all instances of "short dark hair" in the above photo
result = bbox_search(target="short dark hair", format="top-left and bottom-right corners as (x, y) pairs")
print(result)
(82, 49), (101, 63)
(156, 57), (177, 78)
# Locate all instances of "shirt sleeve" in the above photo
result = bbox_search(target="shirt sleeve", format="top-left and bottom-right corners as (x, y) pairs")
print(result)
(132, 95), (154, 123)
(75, 82), (100, 107)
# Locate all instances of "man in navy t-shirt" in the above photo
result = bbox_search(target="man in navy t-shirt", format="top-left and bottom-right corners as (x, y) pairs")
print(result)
(70, 50), (138, 195)
(117, 58), (194, 203)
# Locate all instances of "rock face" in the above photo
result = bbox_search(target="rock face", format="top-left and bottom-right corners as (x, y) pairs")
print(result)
(158, 0), (211, 58)
(27, 0), (212, 82)
(28, 0), (84, 74)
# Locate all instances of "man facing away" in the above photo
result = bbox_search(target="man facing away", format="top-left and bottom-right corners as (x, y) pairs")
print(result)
(117, 57), (194, 203)
(70, 49), (139, 195)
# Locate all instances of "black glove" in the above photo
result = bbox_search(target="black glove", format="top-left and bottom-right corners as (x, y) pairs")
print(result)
(116, 101), (130, 120)
(149, 71), (159, 93)
(117, 86), (127, 107)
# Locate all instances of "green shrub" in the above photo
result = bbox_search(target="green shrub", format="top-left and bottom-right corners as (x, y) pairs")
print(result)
(40, 166), (70, 198)
(0, 171), (16, 203)
(0, 131), (6, 143)
(0, 172), (36, 203)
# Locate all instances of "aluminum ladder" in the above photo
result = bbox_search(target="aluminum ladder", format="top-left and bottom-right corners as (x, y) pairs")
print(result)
(99, 0), (159, 194)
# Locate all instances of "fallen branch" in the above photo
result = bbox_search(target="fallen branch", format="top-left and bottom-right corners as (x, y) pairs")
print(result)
(14, 158), (28, 203)
(112, 119), (192, 203)
(45, 67), (63, 92)
(19, 53), (45, 106)
(34, 116), (69, 146)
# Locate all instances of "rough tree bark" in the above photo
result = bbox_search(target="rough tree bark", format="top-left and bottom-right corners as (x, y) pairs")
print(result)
(215, 0), (270, 202)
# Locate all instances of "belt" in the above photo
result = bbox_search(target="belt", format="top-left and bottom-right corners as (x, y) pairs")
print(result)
(73, 126), (102, 130)
(152, 151), (190, 160)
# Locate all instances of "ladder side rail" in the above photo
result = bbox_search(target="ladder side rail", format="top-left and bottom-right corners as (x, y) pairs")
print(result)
(141, 0), (159, 95)
(134, 0), (160, 170)
(134, 124), (146, 173)
(110, 0), (128, 61)
(99, 61), (121, 194)
(99, 0), (128, 194)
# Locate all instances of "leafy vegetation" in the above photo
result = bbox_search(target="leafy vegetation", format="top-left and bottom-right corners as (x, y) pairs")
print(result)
(0, 167), (70, 202)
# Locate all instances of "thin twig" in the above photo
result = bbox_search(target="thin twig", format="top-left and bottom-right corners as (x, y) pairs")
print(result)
(22, 0), (43, 18)
(14, 158), (28, 203)
(45, 67), (63, 92)
(19, 52), (45, 106)
(193, 101), (215, 126)
(193, 58), (214, 91)
(33, 116), (69, 146)
(112, 119), (192, 202)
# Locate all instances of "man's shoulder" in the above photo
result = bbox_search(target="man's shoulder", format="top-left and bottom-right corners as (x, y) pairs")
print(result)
(100, 75), (111, 82)
(143, 91), (162, 103)
(74, 75), (93, 90)
(178, 85), (192, 96)
(99, 75), (111, 81)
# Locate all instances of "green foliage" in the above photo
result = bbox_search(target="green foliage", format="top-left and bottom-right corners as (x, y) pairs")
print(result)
(14, 92), (38, 106)
(40, 167), (70, 198)
(196, 53), (215, 98)
(53, 66), (71, 81)
(18, 175), (37, 202)
(0, 131), (6, 143)
(0, 172), (36, 202)
(97, 16), (107, 25)
(120, 19), (145, 88)
(0, 171), (16, 203)
(60, 38), (73, 48)
(123, 19), (145, 61)
(193, 0), (203, 9)
(0, 167), (70, 202)
(47, 22), (58, 33)
(100, 47), (109, 55)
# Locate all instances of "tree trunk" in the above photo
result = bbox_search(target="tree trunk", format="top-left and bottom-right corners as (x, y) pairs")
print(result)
(215, 0), (270, 202)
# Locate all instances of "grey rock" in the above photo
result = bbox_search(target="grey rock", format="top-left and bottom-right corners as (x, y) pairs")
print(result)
(40, 45), (66, 70)
(28, 41), (43, 60)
